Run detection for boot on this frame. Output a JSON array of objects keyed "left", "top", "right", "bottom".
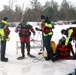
[
  {"left": 44, "top": 57, "right": 54, "bottom": 62},
  {"left": 17, "top": 55, "right": 25, "bottom": 60},
  {"left": 44, "top": 52, "right": 51, "bottom": 60},
  {"left": 1, "top": 57, "right": 8, "bottom": 62},
  {"left": 44, "top": 57, "right": 51, "bottom": 60},
  {"left": 50, "top": 54, "right": 54, "bottom": 62},
  {"left": 27, "top": 53, "right": 36, "bottom": 58},
  {"left": 44, "top": 53, "right": 54, "bottom": 62},
  {"left": 73, "top": 54, "right": 76, "bottom": 60}
]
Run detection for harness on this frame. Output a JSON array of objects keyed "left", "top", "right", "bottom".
[
  {"left": 19, "top": 25, "right": 31, "bottom": 37},
  {"left": 42, "top": 23, "right": 53, "bottom": 36},
  {"left": 0, "top": 20, "right": 10, "bottom": 41},
  {"left": 68, "top": 27, "right": 76, "bottom": 38}
]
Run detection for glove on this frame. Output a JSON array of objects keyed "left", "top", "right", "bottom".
[
  {"left": 15, "top": 28, "right": 18, "bottom": 33},
  {"left": 17, "top": 27, "right": 21, "bottom": 31},
  {"left": 35, "top": 27, "right": 42, "bottom": 31},
  {"left": 33, "top": 32, "right": 36, "bottom": 35},
  {"left": 35, "top": 27, "right": 39, "bottom": 31},
  {"left": 63, "top": 45, "right": 67, "bottom": 50}
]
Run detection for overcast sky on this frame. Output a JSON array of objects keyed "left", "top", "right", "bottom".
[{"left": 0, "top": 0, "right": 76, "bottom": 11}]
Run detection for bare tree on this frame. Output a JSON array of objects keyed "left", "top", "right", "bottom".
[
  {"left": 9, "top": 0, "right": 17, "bottom": 10},
  {"left": 30, "top": 0, "right": 41, "bottom": 10}
]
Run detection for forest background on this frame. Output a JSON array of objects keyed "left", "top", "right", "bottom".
[{"left": 0, "top": 0, "right": 76, "bottom": 22}]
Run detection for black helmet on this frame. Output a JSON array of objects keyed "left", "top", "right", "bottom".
[
  {"left": 2, "top": 17, "right": 8, "bottom": 21},
  {"left": 58, "top": 36, "right": 66, "bottom": 45},
  {"left": 21, "top": 20, "right": 27, "bottom": 27},
  {"left": 40, "top": 15, "right": 45, "bottom": 19},
  {"left": 61, "top": 29, "right": 66, "bottom": 35}
]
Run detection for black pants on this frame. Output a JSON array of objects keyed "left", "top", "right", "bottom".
[
  {"left": 44, "top": 35, "right": 53, "bottom": 59},
  {"left": 21, "top": 42, "right": 30, "bottom": 57},
  {"left": 1, "top": 40, "right": 6, "bottom": 59}
]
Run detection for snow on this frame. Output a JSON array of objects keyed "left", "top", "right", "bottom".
[{"left": 0, "top": 23, "right": 76, "bottom": 75}]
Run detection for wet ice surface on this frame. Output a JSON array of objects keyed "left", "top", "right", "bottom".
[{"left": 0, "top": 24, "right": 76, "bottom": 75}]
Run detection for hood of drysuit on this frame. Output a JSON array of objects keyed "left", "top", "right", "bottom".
[{"left": 21, "top": 20, "right": 27, "bottom": 28}]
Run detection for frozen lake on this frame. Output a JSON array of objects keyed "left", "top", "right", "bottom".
[{"left": 0, "top": 23, "right": 76, "bottom": 75}]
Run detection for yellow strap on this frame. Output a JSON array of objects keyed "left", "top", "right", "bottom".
[
  {"left": 45, "top": 23, "right": 52, "bottom": 28},
  {"left": 1, "top": 20, "right": 8, "bottom": 25},
  {"left": 1, "top": 20, "right": 8, "bottom": 28},
  {"left": 68, "top": 29, "right": 73, "bottom": 38},
  {"left": 0, "top": 29, "right": 5, "bottom": 36},
  {"left": 65, "top": 38, "right": 69, "bottom": 45},
  {"left": 65, "top": 29, "right": 73, "bottom": 45},
  {"left": 1, "top": 36, "right": 10, "bottom": 41},
  {"left": 44, "top": 31, "right": 53, "bottom": 36},
  {"left": 0, "top": 29, "right": 7, "bottom": 40}
]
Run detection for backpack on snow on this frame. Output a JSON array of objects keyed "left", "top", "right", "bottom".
[{"left": 50, "top": 41, "right": 57, "bottom": 54}]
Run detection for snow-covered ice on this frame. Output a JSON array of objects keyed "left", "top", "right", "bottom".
[{"left": 0, "top": 23, "right": 76, "bottom": 75}]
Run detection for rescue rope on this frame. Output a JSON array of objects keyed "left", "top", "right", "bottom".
[
  {"left": 30, "top": 37, "right": 42, "bottom": 47},
  {"left": 33, "top": 56, "right": 45, "bottom": 63},
  {"left": 31, "top": 40, "right": 45, "bottom": 63},
  {"left": 31, "top": 33, "right": 45, "bottom": 63}
]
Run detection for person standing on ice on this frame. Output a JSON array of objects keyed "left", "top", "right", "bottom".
[
  {"left": 0, "top": 17, "right": 10, "bottom": 62},
  {"left": 36, "top": 15, "right": 54, "bottom": 61},
  {"left": 15, "top": 20, "right": 36, "bottom": 60}
]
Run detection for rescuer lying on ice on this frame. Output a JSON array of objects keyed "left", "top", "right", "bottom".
[
  {"left": 53, "top": 36, "right": 75, "bottom": 61},
  {"left": 53, "top": 27, "right": 76, "bottom": 61}
]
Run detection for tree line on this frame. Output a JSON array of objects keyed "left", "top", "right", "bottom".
[{"left": 0, "top": 0, "right": 76, "bottom": 22}]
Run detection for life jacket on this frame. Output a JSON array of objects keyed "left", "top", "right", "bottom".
[
  {"left": 0, "top": 22, "right": 5, "bottom": 29},
  {"left": 67, "top": 27, "right": 76, "bottom": 38},
  {"left": 56, "top": 36, "right": 74, "bottom": 56},
  {"left": 4, "top": 26, "right": 10, "bottom": 38},
  {"left": 42, "top": 23, "right": 53, "bottom": 36},
  {"left": 0, "top": 21, "right": 10, "bottom": 39},
  {"left": 50, "top": 41, "right": 57, "bottom": 54},
  {"left": 0, "top": 22, "right": 10, "bottom": 37},
  {"left": 19, "top": 25, "right": 31, "bottom": 37},
  {"left": 57, "top": 45, "right": 69, "bottom": 55}
]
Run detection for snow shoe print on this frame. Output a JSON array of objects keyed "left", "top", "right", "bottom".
[
  {"left": 17, "top": 56, "right": 25, "bottom": 60},
  {"left": 27, "top": 54, "right": 36, "bottom": 58}
]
